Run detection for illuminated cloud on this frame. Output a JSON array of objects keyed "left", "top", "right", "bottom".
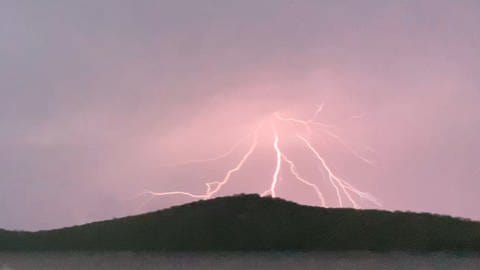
[{"left": 1, "top": 1, "right": 480, "bottom": 230}]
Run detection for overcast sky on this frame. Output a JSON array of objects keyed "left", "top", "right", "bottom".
[{"left": 1, "top": 0, "right": 480, "bottom": 230}]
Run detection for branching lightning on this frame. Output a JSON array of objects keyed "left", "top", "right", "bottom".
[
  {"left": 281, "top": 153, "right": 326, "bottom": 207},
  {"left": 144, "top": 126, "right": 260, "bottom": 200},
  {"left": 142, "top": 105, "right": 381, "bottom": 209}
]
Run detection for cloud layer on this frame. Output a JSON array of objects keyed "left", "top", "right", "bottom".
[{"left": 1, "top": 0, "right": 479, "bottom": 230}]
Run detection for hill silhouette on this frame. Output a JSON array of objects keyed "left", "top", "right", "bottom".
[{"left": 1, "top": 194, "right": 480, "bottom": 251}]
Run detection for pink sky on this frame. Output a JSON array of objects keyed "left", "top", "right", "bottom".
[{"left": 1, "top": 1, "right": 479, "bottom": 230}]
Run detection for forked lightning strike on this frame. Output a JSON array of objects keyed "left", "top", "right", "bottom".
[{"left": 142, "top": 105, "right": 381, "bottom": 209}]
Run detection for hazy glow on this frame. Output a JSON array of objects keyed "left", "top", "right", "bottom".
[
  {"left": 2, "top": 1, "right": 480, "bottom": 230},
  {"left": 144, "top": 106, "right": 380, "bottom": 209},
  {"left": 159, "top": 136, "right": 249, "bottom": 167}
]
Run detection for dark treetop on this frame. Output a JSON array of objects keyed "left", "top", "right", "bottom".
[{"left": 1, "top": 194, "right": 480, "bottom": 251}]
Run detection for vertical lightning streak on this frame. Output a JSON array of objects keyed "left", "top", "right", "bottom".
[
  {"left": 282, "top": 154, "right": 326, "bottom": 207},
  {"left": 269, "top": 124, "right": 282, "bottom": 197}
]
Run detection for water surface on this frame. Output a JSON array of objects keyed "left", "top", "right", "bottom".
[{"left": 1, "top": 252, "right": 479, "bottom": 269}]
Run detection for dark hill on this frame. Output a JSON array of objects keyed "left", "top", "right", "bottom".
[{"left": 1, "top": 194, "right": 480, "bottom": 251}]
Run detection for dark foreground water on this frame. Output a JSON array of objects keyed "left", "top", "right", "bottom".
[{"left": 1, "top": 252, "right": 479, "bottom": 270}]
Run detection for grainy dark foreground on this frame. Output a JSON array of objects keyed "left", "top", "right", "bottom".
[{"left": 1, "top": 194, "right": 480, "bottom": 251}]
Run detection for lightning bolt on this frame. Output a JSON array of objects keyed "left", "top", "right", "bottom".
[
  {"left": 261, "top": 123, "right": 282, "bottom": 197},
  {"left": 203, "top": 127, "right": 260, "bottom": 198},
  {"left": 296, "top": 134, "right": 379, "bottom": 208},
  {"left": 141, "top": 105, "right": 380, "bottom": 210},
  {"left": 274, "top": 110, "right": 374, "bottom": 165},
  {"left": 281, "top": 153, "right": 327, "bottom": 207},
  {"left": 144, "top": 124, "right": 260, "bottom": 201}
]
